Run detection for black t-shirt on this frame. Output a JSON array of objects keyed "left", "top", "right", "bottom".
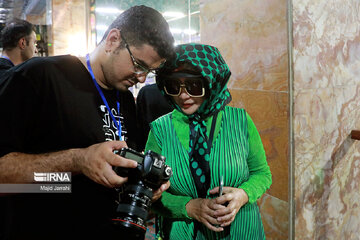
[
  {"left": 0, "top": 57, "right": 14, "bottom": 85},
  {"left": 0, "top": 55, "right": 140, "bottom": 239},
  {"left": 0, "top": 58, "right": 14, "bottom": 71}
]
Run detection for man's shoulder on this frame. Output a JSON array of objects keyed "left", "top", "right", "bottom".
[
  {"left": 137, "top": 84, "right": 161, "bottom": 97},
  {"left": 0, "top": 58, "right": 14, "bottom": 70},
  {"left": 1, "top": 55, "right": 86, "bottom": 93},
  {"left": 153, "top": 110, "right": 173, "bottom": 123},
  {"left": 119, "top": 90, "right": 136, "bottom": 108},
  {"left": 16, "top": 55, "right": 80, "bottom": 72}
]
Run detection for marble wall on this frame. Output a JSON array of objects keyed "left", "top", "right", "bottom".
[
  {"left": 200, "top": 0, "right": 289, "bottom": 239},
  {"left": 52, "top": 0, "right": 87, "bottom": 56},
  {"left": 293, "top": 0, "right": 360, "bottom": 239}
]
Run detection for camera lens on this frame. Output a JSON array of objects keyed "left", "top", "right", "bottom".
[
  {"left": 112, "top": 182, "right": 153, "bottom": 237},
  {"left": 112, "top": 149, "right": 172, "bottom": 238}
]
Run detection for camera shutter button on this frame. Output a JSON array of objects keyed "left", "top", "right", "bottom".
[{"left": 165, "top": 166, "right": 172, "bottom": 176}]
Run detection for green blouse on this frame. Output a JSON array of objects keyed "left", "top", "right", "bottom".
[{"left": 146, "top": 107, "right": 272, "bottom": 219}]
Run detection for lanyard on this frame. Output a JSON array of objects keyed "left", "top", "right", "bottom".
[
  {"left": 86, "top": 54, "right": 122, "bottom": 140},
  {"left": 1, "top": 56, "right": 14, "bottom": 66}
]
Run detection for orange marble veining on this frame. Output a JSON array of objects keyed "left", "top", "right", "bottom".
[
  {"left": 293, "top": 0, "right": 360, "bottom": 239},
  {"left": 230, "top": 89, "right": 289, "bottom": 201},
  {"left": 229, "top": 52, "right": 288, "bottom": 91}
]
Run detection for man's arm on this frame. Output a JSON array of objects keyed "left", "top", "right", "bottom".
[{"left": 0, "top": 141, "right": 137, "bottom": 187}]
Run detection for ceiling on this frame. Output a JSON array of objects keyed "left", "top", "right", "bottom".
[{"left": 0, "top": 0, "right": 46, "bottom": 23}]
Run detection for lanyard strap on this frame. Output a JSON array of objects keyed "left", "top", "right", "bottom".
[
  {"left": 1, "top": 56, "right": 14, "bottom": 66},
  {"left": 86, "top": 53, "right": 122, "bottom": 140}
]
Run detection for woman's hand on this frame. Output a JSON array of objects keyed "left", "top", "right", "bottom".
[
  {"left": 209, "top": 187, "right": 249, "bottom": 227},
  {"left": 185, "top": 198, "right": 226, "bottom": 232},
  {"left": 152, "top": 181, "right": 170, "bottom": 202}
]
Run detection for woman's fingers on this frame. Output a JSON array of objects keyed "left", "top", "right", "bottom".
[
  {"left": 209, "top": 186, "right": 219, "bottom": 194},
  {"left": 204, "top": 221, "right": 224, "bottom": 232},
  {"left": 217, "top": 209, "right": 236, "bottom": 222}
]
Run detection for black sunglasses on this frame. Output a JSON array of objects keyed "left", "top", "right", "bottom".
[
  {"left": 164, "top": 77, "right": 205, "bottom": 97},
  {"left": 121, "top": 32, "right": 166, "bottom": 76}
]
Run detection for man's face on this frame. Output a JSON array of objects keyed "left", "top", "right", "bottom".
[
  {"left": 101, "top": 35, "right": 166, "bottom": 91},
  {"left": 22, "top": 31, "right": 37, "bottom": 60}
]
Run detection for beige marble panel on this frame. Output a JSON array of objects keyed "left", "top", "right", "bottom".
[
  {"left": 293, "top": 1, "right": 360, "bottom": 239},
  {"left": 293, "top": 0, "right": 360, "bottom": 90},
  {"left": 200, "top": 0, "right": 288, "bottom": 91},
  {"left": 294, "top": 85, "right": 360, "bottom": 239},
  {"left": 52, "top": 0, "right": 87, "bottom": 56}
]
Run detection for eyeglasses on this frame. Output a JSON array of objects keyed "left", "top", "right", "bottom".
[
  {"left": 121, "top": 34, "right": 165, "bottom": 76},
  {"left": 164, "top": 78, "right": 205, "bottom": 97}
]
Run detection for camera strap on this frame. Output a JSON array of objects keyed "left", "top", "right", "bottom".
[{"left": 86, "top": 53, "right": 122, "bottom": 141}]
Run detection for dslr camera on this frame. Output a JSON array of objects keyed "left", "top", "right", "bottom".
[{"left": 112, "top": 148, "right": 172, "bottom": 239}]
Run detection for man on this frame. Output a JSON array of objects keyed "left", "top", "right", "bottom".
[
  {"left": 0, "top": 19, "right": 37, "bottom": 72},
  {"left": 136, "top": 83, "right": 173, "bottom": 150},
  {"left": 0, "top": 5, "right": 174, "bottom": 240}
]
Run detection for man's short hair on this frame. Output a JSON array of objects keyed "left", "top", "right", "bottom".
[
  {"left": 101, "top": 5, "right": 174, "bottom": 60},
  {"left": 1, "top": 19, "right": 34, "bottom": 50}
]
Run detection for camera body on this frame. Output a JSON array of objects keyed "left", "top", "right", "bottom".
[
  {"left": 114, "top": 148, "right": 172, "bottom": 189},
  {"left": 112, "top": 148, "right": 172, "bottom": 238}
]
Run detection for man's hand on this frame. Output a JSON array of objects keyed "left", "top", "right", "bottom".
[
  {"left": 185, "top": 198, "right": 226, "bottom": 232},
  {"left": 152, "top": 181, "right": 170, "bottom": 202},
  {"left": 76, "top": 141, "right": 138, "bottom": 188},
  {"left": 210, "top": 187, "right": 249, "bottom": 227}
]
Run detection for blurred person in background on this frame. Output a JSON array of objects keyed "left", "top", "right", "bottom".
[
  {"left": 136, "top": 83, "right": 173, "bottom": 151},
  {"left": 0, "top": 18, "right": 37, "bottom": 73}
]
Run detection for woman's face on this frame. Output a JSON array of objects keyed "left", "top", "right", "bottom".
[{"left": 170, "top": 78, "right": 206, "bottom": 115}]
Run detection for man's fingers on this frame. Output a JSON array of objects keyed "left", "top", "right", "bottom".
[
  {"left": 100, "top": 175, "right": 112, "bottom": 188},
  {"left": 103, "top": 164, "right": 128, "bottom": 187},
  {"left": 107, "top": 153, "right": 137, "bottom": 168},
  {"left": 110, "top": 140, "right": 128, "bottom": 150}
]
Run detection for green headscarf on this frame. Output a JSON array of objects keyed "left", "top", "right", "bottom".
[{"left": 157, "top": 43, "right": 232, "bottom": 197}]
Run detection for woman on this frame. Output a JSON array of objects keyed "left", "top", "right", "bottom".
[{"left": 145, "top": 43, "right": 272, "bottom": 239}]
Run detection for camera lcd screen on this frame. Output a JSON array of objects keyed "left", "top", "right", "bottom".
[{"left": 124, "top": 152, "right": 143, "bottom": 163}]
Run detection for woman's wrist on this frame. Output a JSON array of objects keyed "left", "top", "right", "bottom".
[
  {"left": 238, "top": 188, "right": 249, "bottom": 205},
  {"left": 185, "top": 199, "right": 195, "bottom": 219}
]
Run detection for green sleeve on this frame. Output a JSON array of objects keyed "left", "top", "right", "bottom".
[
  {"left": 151, "top": 191, "right": 192, "bottom": 219},
  {"left": 145, "top": 128, "right": 193, "bottom": 219},
  {"left": 144, "top": 129, "right": 161, "bottom": 155},
  {"left": 239, "top": 113, "right": 272, "bottom": 204}
]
